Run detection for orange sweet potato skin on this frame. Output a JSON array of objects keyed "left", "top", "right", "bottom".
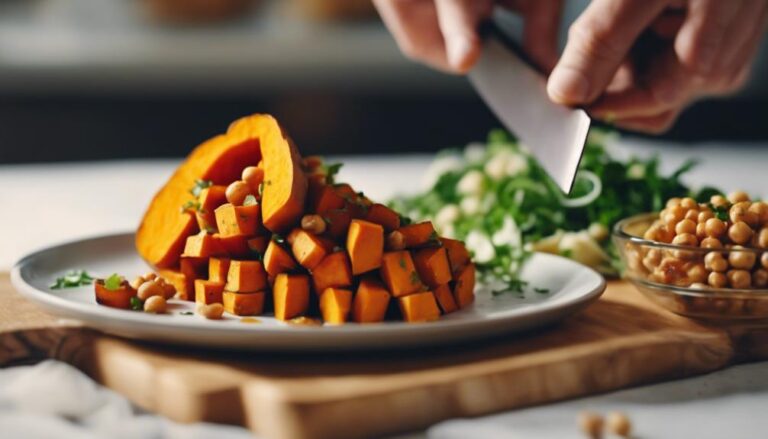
[{"left": 137, "top": 114, "right": 267, "bottom": 268}]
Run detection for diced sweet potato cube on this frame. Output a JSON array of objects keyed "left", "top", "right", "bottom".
[
  {"left": 199, "top": 185, "right": 228, "bottom": 211},
  {"left": 195, "top": 279, "right": 225, "bottom": 305},
  {"left": 158, "top": 269, "right": 188, "bottom": 300},
  {"left": 264, "top": 240, "right": 297, "bottom": 276},
  {"left": 182, "top": 231, "right": 223, "bottom": 258},
  {"left": 380, "top": 251, "right": 422, "bottom": 297},
  {"left": 440, "top": 238, "right": 471, "bottom": 276},
  {"left": 398, "top": 292, "right": 441, "bottom": 322},
  {"left": 320, "top": 287, "right": 353, "bottom": 324},
  {"left": 353, "top": 277, "right": 391, "bottom": 323},
  {"left": 286, "top": 228, "right": 301, "bottom": 245},
  {"left": 223, "top": 291, "right": 265, "bottom": 316},
  {"left": 433, "top": 284, "right": 458, "bottom": 314},
  {"left": 214, "top": 234, "right": 250, "bottom": 258},
  {"left": 347, "top": 219, "right": 384, "bottom": 275},
  {"left": 413, "top": 247, "right": 452, "bottom": 287},
  {"left": 247, "top": 236, "right": 269, "bottom": 254},
  {"left": 175, "top": 257, "right": 208, "bottom": 300},
  {"left": 195, "top": 211, "right": 216, "bottom": 234},
  {"left": 452, "top": 263, "right": 476, "bottom": 308},
  {"left": 399, "top": 222, "right": 438, "bottom": 248},
  {"left": 323, "top": 208, "right": 352, "bottom": 239},
  {"left": 311, "top": 185, "right": 345, "bottom": 214},
  {"left": 215, "top": 203, "right": 261, "bottom": 237},
  {"left": 291, "top": 230, "right": 328, "bottom": 270},
  {"left": 226, "top": 260, "right": 267, "bottom": 293},
  {"left": 312, "top": 252, "right": 353, "bottom": 293},
  {"left": 365, "top": 204, "right": 401, "bottom": 232},
  {"left": 208, "top": 257, "right": 231, "bottom": 283},
  {"left": 273, "top": 274, "right": 310, "bottom": 321}
]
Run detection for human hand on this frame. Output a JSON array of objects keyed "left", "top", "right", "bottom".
[{"left": 548, "top": 0, "right": 768, "bottom": 133}]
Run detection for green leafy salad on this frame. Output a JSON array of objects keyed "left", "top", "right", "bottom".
[{"left": 390, "top": 129, "right": 718, "bottom": 285}]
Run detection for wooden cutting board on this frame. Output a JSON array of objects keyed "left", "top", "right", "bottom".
[{"left": 2, "top": 272, "right": 767, "bottom": 439}]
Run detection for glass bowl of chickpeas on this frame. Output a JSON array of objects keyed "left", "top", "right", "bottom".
[{"left": 613, "top": 192, "right": 768, "bottom": 320}]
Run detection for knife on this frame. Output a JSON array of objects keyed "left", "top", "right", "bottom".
[{"left": 468, "top": 23, "right": 591, "bottom": 194}]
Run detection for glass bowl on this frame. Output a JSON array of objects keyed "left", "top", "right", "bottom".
[{"left": 612, "top": 213, "right": 768, "bottom": 320}]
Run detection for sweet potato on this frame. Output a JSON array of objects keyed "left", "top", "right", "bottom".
[
  {"left": 291, "top": 230, "right": 328, "bottom": 270},
  {"left": 94, "top": 279, "right": 136, "bottom": 309},
  {"left": 228, "top": 115, "right": 307, "bottom": 233},
  {"left": 196, "top": 185, "right": 228, "bottom": 232},
  {"left": 399, "top": 222, "right": 438, "bottom": 248},
  {"left": 247, "top": 236, "right": 269, "bottom": 254},
  {"left": 452, "top": 263, "right": 476, "bottom": 308},
  {"left": 380, "top": 251, "right": 422, "bottom": 297},
  {"left": 158, "top": 269, "right": 187, "bottom": 299},
  {"left": 177, "top": 257, "right": 208, "bottom": 300},
  {"left": 312, "top": 251, "right": 353, "bottom": 293},
  {"left": 195, "top": 279, "right": 225, "bottom": 305},
  {"left": 182, "top": 231, "right": 224, "bottom": 258},
  {"left": 352, "top": 277, "right": 390, "bottom": 323},
  {"left": 226, "top": 260, "right": 267, "bottom": 292},
  {"left": 223, "top": 291, "right": 265, "bottom": 316},
  {"left": 136, "top": 114, "right": 264, "bottom": 268},
  {"left": 365, "top": 203, "right": 401, "bottom": 232},
  {"left": 412, "top": 247, "right": 452, "bottom": 287},
  {"left": 320, "top": 287, "right": 353, "bottom": 324},
  {"left": 440, "top": 238, "right": 471, "bottom": 276},
  {"left": 398, "top": 292, "right": 441, "bottom": 322},
  {"left": 433, "top": 284, "right": 458, "bottom": 314},
  {"left": 310, "top": 185, "right": 346, "bottom": 215},
  {"left": 335, "top": 184, "right": 369, "bottom": 219},
  {"left": 263, "top": 240, "right": 297, "bottom": 276},
  {"left": 215, "top": 203, "right": 261, "bottom": 237},
  {"left": 273, "top": 274, "right": 310, "bottom": 321},
  {"left": 323, "top": 208, "right": 352, "bottom": 239},
  {"left": 214, "top": 234, "right": 250, "bottom": 258},
  {"left": 208, "top": 257, "right": 231, "bottom": 283},
  {"left": 347, "top": 219, "right": 384, "bottom": 275}
]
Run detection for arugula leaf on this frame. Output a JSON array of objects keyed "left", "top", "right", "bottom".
[
  {"left": 104, "top": 273, "right": 123, "bottom": 291},
  {"left": 50, "top": 270, "right": 94, "bottom": 289}
]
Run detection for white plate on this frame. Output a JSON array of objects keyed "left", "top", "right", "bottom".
[{"left": 12, "top": 232, "right": 605, "bottom": 351}]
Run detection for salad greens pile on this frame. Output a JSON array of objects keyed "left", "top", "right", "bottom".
[{"left": 390, "top": 129, "right": 716, "bottom": 284}]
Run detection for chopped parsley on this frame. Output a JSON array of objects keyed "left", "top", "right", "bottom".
[
  {"left": 130, "top": 296, "right": 144, "bottom": 311},
  {"left": 104, "top": 273, "right": 123, "bottom": 291},
  {"left": 179, "top": 311, "right": 194, "bottom": 316},
  {"left": 492, "top": 279, "right": 529, "bottom": 296},
  {"left": 181, "top": 200, "right": 202, "bottom": 213},
  {"left": 323, "top": 162, "right": 343, "bottom": 184},
  {"left": 410, "top": 271, "right": 420, "bottom": 285},
  {"left": 258, "top": 182, "right": 265, "bottom": 197},
  {"left": 271, "top": 234, "right": 286, "bottom": 245},
  {"left": 243, "top": 194, "right": 258, "bottom": 206},
  {"left": 534, "top": 287, "right": 550, "bottom": 294},
  {"left": 711, "top": 204, "right": 730, "bottom": 222},
  {"left": 50, "top": 270, "right": 94, "bottom": 289},
  {"left": 398, "top": 258, "right": 407, "bottom": 269},
  {"left": 190, "top": 179, "right": 212, "bottom": 197}
]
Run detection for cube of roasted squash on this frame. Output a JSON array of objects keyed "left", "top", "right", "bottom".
[
  {"left": 323, "top": 208, "right": 352, "bottom": 239},
  {"left": 312, "top": 251, "right": 353, "bottom": 293},
  {"left": 175, "top": 257, "right": 208, "bottom": 300},
  {"left": 225, "top": 260, "right": 267, "bottom": 293},
  {"left": 291, "top": 230, "right": 328, "bottom": 270},
  {"left": 413, "top": 247, "right": 452, "bottom": 287},
  {"left": 195, "top": 185, "right": 228, "bottom": 232},
  {"left": 273, "top": 274, "right": 310, "bottom": 321},
  {"left": 264, "top": 240, "right": 298, "bottom": 276},
  {"left": 214, "top": 234, "right": 250, "bottom": 258},
  {"left": 364, "top": 203, "right": 401, "bottom": 232},
  {"left": 182, "top": 231, "right": 223, "bottom": 258},
  {"left": 380, "top": 251, "right": 422, "bottom": 297},
  {"left": 311, "top": 184, "right": 346, "bottom": 214},
  {"left": 433, "top": 284, "right": 458, "bottom": 314},
  {"left": 223, "top": 291, "right": 265, "bottom": 316},
  {"left": 320, "top": 287, "right": 353, "bottom": 324},
  {"left": 398, "top": 222, "right": 438, "bottom": 248},
  {"left": 440, "top": 238, "right": 471, "bottom": 276},
  {"left": 215, "top": 203, "right": 261, "bottom": 237},
  {"left": 247, "top": 236, "right": 269, "bottom": 254},
  {"left": 452, "top": 263, "right": 476, "bottom": 308},
  {"left": 208, "top": 257, "right": 231, "bottom": 283},
  {"left": 195, "top": 279, "right": 225, "bottom": 305},
  {"left": 398, "top": 291, "right": 441, "bottom": 322},
  {"left": 347, "top": 219, "right": 384, "bottom": 275},
  {"left": 353, "top": 277, "right": 391, "bottom": 323}
]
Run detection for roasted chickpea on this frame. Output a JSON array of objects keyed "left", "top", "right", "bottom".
[
  {"left": 658, "top": 258, "right": 686, "bottom": 284},
  {"left": 686, "top": 263, "right": 708, "bottom": 284},
  {"left": 301, "top": 214, "right": 327, "bottom": 235},
  {"left": 672, "top": 233, "right": 698, "bottom": 247},
  {"left": 675, "top": 219, "right": 697, "bottom": 235},
  {"left": 129, "top": 276, "right": 146, "bottom": 290},
  {"left": 578, "top": 411, "right": 603, "bottom": 439},
  {"left": 241, "top": 166, "right": 265, "bottom": 194},
  {"left": 730, "top": 202, "right": 758, "bottom": 227},
  {"left": 748, "top": 202, "right": 768, "bottom": 225},
  {"left": 753, "top": 269, "right": 768, "bottom": 288},
  {"left": 225, "top": 181, "right": 252, "bottom": 206},
  {"left": 757, "top": 228, "right": 768, "bottom": 248},
  {"left": 143, "top": 295, "right": 167, "bottom": 314},
  {"left": 698, "top": 210, "right": 714, "bottom": 223},
  {"left": 680, "top": 197, "right": 697, "bottom": 210},
  {"left": 143, "top": 272, "right": 158, "bottom": 281},
  {"left": 729, "top": 246, "right": 757, "bottom": 270},
  {"left": 664, "top": 205, "right": 686, "bottom": 228},
  {"left": 695, "top": 222, "right": 707, "bottom": 240},
  {"left": 700, "top": 237, "right": 723, "bottom": 249},
  {"left": 708, "top": 271, "right": 728, "bottom": 288},
  {"left": 606, "top": 411, "right": 632, "bottom": 437},
  {"left": 710, "top": 195, "right": 729, "bottom": 208},
  {"left": 727, "top": 190, "right": 750, "bottom": 204},
  {"left": 704, "top": 252, "right": 728, "bottom": 272},
  {"left": 642, "top": 249, "right": 662, "bottom": 272},
  {"left": 197, "top": 303, "right": 224, "bottom": 320},
  {"left": 137, "top": 280, "right": 165, "bottom": 300},
  {"left": 690, "top": 282, "right": 708, "bottom": 290},
  {"left": 728, "top": 221, "right": 754, "bottom": 245},
  {"left": 684, "top": 209, "right": 699, "bottom": 222},
  {"left": 156, "top": 277, "right": 177, "bottom": 299},
  {"left": 386, "top": 230, "right": 406, "bottom": 251},
  {"left": 727, "top": 270, "right": 751, "bottom": 289},
  {"left": 704, "top": 218, "right": 727, "bottom": 239}
]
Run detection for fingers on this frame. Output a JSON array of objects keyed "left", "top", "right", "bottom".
[
  {"left": 518, "top": 0, "right": 564, "bottom": 72},
  {"left": 613, "top": 109, "right": 681, "bottom": 134},
  {"left": 547, "top": 0, "right": 669, "bottom": 105},
  {"left": 674, "top": 0, "right": 741, "bottom": 76},
  {"left": 715, "top": 0, "right": 763, "bottom": 72},
  {"left": 434, "top": 0, "right": 491, "bottom": 72}
]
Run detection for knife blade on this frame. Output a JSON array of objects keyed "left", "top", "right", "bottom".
[{"left": 468, "top": 29, "right": 591, "bottom": 194}]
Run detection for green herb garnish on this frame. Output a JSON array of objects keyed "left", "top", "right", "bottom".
[
  {"left": 181, "top": 200, "right": 202, "bottom": 213},
  {"left": 398, "top": 258, "right": 407, "bottom": 269},
  {"left": 712, "top": 205, "right": 730, "bottom": 222},
  {"left": 104, "top": 273, "right": 123, "bottom": 291},
  {"left": 190, "top": 179, "right": 212, "bottom": 197},
  {"left": 180, "top": 311, "right": 194, "bottom": 316},
  {"left": 258, "top": 182, "right": 265, "bottom": 197},
  {"left": 323, "top": 163, "right": 343, "bottom": 184},
  {"left": 50, "top": 270, "right": 94, "bottom": 289},
  {"left": 130, "top": 296, "right": 144, "bottom": 311},
  {"left": 243, "top": 194, "right": 258, "bottom": 206},
  {"left": 534, "top": 287, "right": 550, "bottom": 294},
  {"left": 272, "top": 234, "right": 286, "bottom": 245},
  {"left": 492, "top": 279, "right": 529, "bottom": 296},
  {"left": 410, "top": 271, "right": 420, "bottom": 285}
]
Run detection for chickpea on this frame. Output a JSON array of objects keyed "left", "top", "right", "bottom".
[
  {"left": 156, "top": 277, "right": 177, "bottom": 299},
  {"left": 197, "top": 303, "right": 224, "bottom": 320},
  {"left": 704, "top": 218, "right": 727, "bottom": 239},
  {"left": 644, "top": 224, "right": 669, "bottom": 242},
  {"left": 129, "top": 275, "right": 146, "bottom": 290},
  {"left": 728, "top": 221, "right": 754, "bottom": 245},
  {"left": 301, "top": 214, "right": 327, "bottom": 235},
  {"left": 642, "top": 248, "right": 662, "bottom": 270},
  {"left": 753, "top": 269, "right": 768, "bottom": 288},
  {"left": 704, "top": 252, "right": 728, "bottom": 272},
  {"left": 698, "top": 210, "right": 714, "bottom": 223},
  {"left": 606, "top": 411, "right": 632, "bottom": 437},
  {"left": 728, "top": 246, "right": 757, "bottom": 270},
  {"left": 690, "top": 282, "right": 708, "bottom": 290},
  {"left": 727, "top": 269, "right": 751, "bottom": 289},
  {"left": 727, "top": 190, "right": 750, "bottom": 204},
  {"left": 143, "top": 272, "right": 158, "bottom": 281},
  {"left": 664, "top": 205, "right": 685, "bottom": 228},
  {"left": 675, "top": 219, "right": 697, "bottom": 235},
  {"left": 225, "top": 180, "right": 253, "bottom": 206},
  {"left": 748, "top": 201, "right": 768, "bottom": 225},
  {"left": 762, "top": 253, "right": 768, "bottom": 270},
  {"left": 684, "top": 209, "right": 699, "bottom": 222},
  {"left": 137, "top": 280, "right": 165, "bottom": 300},
  {"left": 666, "top": 197, "right": 682, "bottom": 208},
  {"left": 577, "top": 411, "right": 603, "bottom": 439},
  {"left": 672, "top": 233, "right": 698, "bottom": 247},
  {"left": 143, "top": 295, "right": 167, "bottom": 314},
  {"left": 757, "top": 228, "right": 768, "bottom": 248},
  {"left": 658, "top": 258, "right": 686, "bottom": 284},
  {"left": 730, "top": 202, "right": 758, "bottom": 227},
  {"left": 695, "top": 222, "right": 707, "bottom": 240},
  {"left": 710, "top": 195, "right": 729, "bottom": 208},
  {"left": 700, "top": 237, "right": 723, "bottom": 249},
  {"left": 699, "top": 203, "right": 712, "bottom": 213},
  {"left": 384, "top": 230, "right": 405, "bottom": 251},
  {"left": 241, "top": 166, "right": 265, "bottom": 194},
  {"left": 686, "top": 263, "right": 708, "bottom": 284},
  {"left": 708, "top": 271, "right": 728, "bottom": 288}
]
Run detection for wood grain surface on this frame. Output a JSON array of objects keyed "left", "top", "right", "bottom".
[{"left": 2, "top": 272, "right": 767, "bottom": 439}]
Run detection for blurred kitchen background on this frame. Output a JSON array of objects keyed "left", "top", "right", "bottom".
[{"left": 1, "top": 0, "right": 767, "bottom": 163}]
